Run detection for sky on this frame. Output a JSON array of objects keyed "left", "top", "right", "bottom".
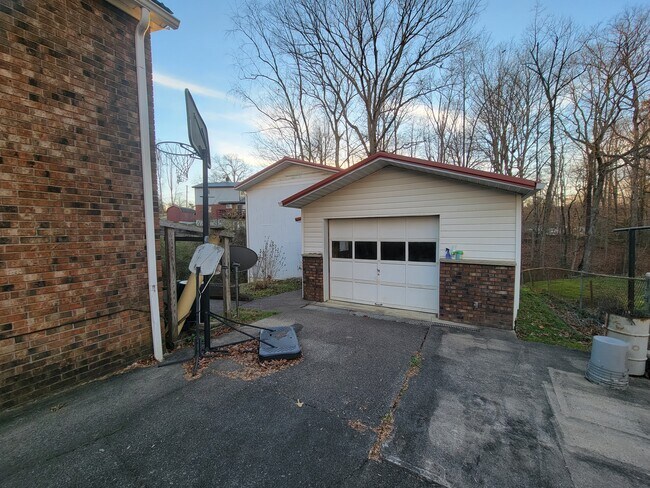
[{"left": 150, "top": 0, "right": 640, "bottom": 202}]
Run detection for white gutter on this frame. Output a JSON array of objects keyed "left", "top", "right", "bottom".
[
  {"left": 135, "top": 7, "right": 163, "bottom": 361},
  {"left": 105, "top": 0, "right": 179, "bottom": 31}
]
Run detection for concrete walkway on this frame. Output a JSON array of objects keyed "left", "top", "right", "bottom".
[
  {"left": 1, "top": 303, "right": 648, "bottom": 487},
  {"left": 382, "top": 325, "right": 650, "bottom": 488}
]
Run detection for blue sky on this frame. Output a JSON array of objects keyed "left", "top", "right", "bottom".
[{"left": 151, "top": 0, "right": 638, "bottom": 191}]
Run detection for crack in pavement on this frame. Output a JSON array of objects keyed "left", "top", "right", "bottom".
[{"left": 369, "top": 325, "right": 431, "bottom": 460}]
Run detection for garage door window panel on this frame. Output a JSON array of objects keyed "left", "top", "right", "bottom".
[
  {"left": 332, "top": 240, "right": 352, "bottom": 259},
  {"left": 355, "top": 241, "right": 377, "bottom": 260},
  {"left": 380, "top": 241, "right": 406, "bottom": 261},
  {"left": 408, "top": 242, "right": 437, "bottom": 263}
]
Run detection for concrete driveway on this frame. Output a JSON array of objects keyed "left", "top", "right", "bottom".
[{"left": 1, "top": 292, "right": 648, "bottom": 487}]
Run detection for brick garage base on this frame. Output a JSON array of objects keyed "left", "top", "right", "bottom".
[
  {"left": 439, "top": 261, "right": 515, "bottom": 329},
  {"left": 302, "top": 254, "right": 323, "bottom": 302}
]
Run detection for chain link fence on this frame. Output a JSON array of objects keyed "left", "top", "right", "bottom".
[{"left": 522, "top": 268, "right": 650, "bottom": 316}]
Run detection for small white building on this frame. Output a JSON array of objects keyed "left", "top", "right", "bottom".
[
  {"left": 193, "top": 181, "right": 242, "bottom": 207},
  {"left": 282, "top": 152, "right": 540, "bottom": 329},
  {"left": 236, "top": 158, "right": 339, "bottom": 279},
  {"left": 193, "top": 181, "right": 245, "bottom": 222}
]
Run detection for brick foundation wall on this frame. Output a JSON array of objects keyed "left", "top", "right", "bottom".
[
  {"left": 439, "top": 261, "right": 515, "bottom": 329},
  {"left": 302, "top": 254, "right": 323, "bottom": 301},
  {"left": 0, "top": 0, "right": 161, "bottom": 410}
]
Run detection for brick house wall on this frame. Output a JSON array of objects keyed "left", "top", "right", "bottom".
[
  {"left": 302, "top": 254, "right": 323, "bottom": 302},
  {"left": 0, "top": 0, "right": 161, "bottom": 410},
  {"left": 438, "top": 261, "right": 515, "bottom": 329}
]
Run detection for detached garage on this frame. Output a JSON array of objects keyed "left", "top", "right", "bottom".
[{"left": 282, "top": 152, "right": 540, "bottom": 329}]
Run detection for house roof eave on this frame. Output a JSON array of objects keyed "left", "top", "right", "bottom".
[
  {"left": 105, "top": 0, "right": 180, "bottom": 31},
  {"left": 282, "top": 152, "right": 540, "bottom": 208},
  {"left": 235, "top": 157, "right": 340, "bottom": 191}
]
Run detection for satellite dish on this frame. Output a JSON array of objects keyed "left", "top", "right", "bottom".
[
  {"left": 229, "top": 246, "right": 258, "bottom": 271},
  {"left": 189, "top": 244, "right": 224, "bottom": 275}
]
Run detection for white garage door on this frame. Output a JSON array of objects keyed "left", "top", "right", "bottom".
[{"left": 329, "top": 217, "right": 439, "bottom": 313}]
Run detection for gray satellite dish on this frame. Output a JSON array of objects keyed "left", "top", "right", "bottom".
[
  {"left": 229, "top": 246, "right": 258, "bottom": 271},
  {"left": 185, "top": 89, "right": 210, "bottom": 167},
  {"left": 189, "top": 244, "right": 224, "bottom": 275}
]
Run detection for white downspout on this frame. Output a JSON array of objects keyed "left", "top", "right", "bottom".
[
  {"left": 513, "top": 194, "right": 522, "bottom": 328},
  {"left": 135, "top": 8, "right": 163, "bottom": 361}
]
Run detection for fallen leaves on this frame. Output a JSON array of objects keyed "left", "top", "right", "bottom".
[
  {"left": 347, "top": 420, "right": 371, "bottom": 433},
  {"left": 368, "top": 413, "right": 394, "bottom": 460},
  {"left": 182, "top": 340, "right": 303, "bottom": 381}
]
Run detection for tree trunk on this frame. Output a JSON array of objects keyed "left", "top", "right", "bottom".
[{"left": 581, "top": 165, "right": 606, "bottom": 272}]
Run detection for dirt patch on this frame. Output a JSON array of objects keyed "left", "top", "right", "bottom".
[
  {"left": 547, "top": 299, "right": 605, "bottom": 338},
  {"left": 183, "top": 340, "right": 302, "bottom": 381}
]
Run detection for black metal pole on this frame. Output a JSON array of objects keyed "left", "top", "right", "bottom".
[
  {"left": 201, "top": 153, "right": 212, "bottom": 350},
  {"left": 234, "top": 262, "right": 240, "bottom": 316},
  {"left": 193, "top": 265, "right": 202, "bottom": 375},
  {"left": 628, "top": 229, "right": 636, "bottom": 313}
]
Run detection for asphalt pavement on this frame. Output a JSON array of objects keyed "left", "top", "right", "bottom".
[{"left": 1, "top": 293, "right": 648, "bottom": 487}]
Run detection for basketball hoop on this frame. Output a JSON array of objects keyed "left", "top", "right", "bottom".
[{"left": 155, "top": 141, "right": 201, "bottom": 183}]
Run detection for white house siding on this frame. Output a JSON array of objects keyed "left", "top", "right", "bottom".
[
  {"left": 194, "top": 186, "right": 241, "bottom": 205},
  {"left": 302, "top": 167, "right": 518, "bottom": 262},
  {"left": 247, "top": 165, "right": 335, "bottom": 279}
]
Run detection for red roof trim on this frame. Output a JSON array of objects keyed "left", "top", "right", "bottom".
[
  {"left": 235, "top": 156, "right": 340, "bottom": 190},
  {"left": 282, "top": 152, "right": 538, "bottom": 206}
]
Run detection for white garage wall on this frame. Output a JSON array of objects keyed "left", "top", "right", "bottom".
[
  {"left": 302, "top": 167, "right": 518, "bottom": 262},
  {"left": 246, "top": 165, "right": 335, "bottom": 279}
]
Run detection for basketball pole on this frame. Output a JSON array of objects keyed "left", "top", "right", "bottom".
[{"left": 201, "top": 148, "right": 211, "bottom": 352}]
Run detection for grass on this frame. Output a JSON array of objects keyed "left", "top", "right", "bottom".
[
  {"left": 516, "top": 287, "right": 591, "bottom": 352},
  {"left": 528, "top": 276, "right": 646, "bottom": 312},
  {"left": 240, "top": 278, "right": 302, "bottom": 300},
  {"left": 232, "top": 308, "right": 277, "bottom": 324},
  {"left": 409, "top": 353, "right": 422, "bottom": 369}
]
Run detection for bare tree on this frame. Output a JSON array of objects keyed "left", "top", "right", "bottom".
[
  {"left": 525, "top": 15, "right": 583, "bottom": 266},
  {"left": 210, "top": 154, "right": 253, "bottom": 182},
  {"left": 234, "top": 0, "right": 479, "bottom": 164},
  {"left": 475, "top": 45, "right": 542, "bottom": 178},
  {"left": 564, "top": 25, "right": 629, "bottom": 271},
  {"left": 611, "top": 8, "right": 650, "bottom": 227}
]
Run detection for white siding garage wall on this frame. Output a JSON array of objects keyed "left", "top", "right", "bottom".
[
  {"left": 246, "top": 165, "right": 335, "bottom": 279},
  {"left": 302, "top": 166, "right": 519, "bottom": 304},
  {"left": 302, "top": 167, "right": 518, "bottom": 260}
]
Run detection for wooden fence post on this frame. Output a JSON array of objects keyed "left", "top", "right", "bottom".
[{"left": 222, "top": 236, "right": 231, "bottom": 317}]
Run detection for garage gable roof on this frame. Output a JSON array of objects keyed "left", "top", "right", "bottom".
[
  {"left": 282, "top": 152, "right": 542, "bottom": 208},
  {"left": 235, "top": 157, "right": 340, "bottom": 191}
]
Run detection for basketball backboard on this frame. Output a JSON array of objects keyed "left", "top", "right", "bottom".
[{"left": 185, "top": 89, "right": 211, "bottom": 166}]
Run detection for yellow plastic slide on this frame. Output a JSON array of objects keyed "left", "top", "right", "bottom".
[{"left": 177, "top": 235, "right": 221, "bottom": 335}]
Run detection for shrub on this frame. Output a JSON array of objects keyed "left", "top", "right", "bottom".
[{"left": 251, "top": 238, "right": 286, "bottom": 287}]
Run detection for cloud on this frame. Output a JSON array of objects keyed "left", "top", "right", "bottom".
[
  {"left": 153, "top": 72, "right": 231, "bottom": 101},
  {"left": 202, "top": 110, "right": 256, "bottom": 127}
]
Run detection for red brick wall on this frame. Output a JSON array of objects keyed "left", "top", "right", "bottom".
[
  {"left": 302, "top": 254, "right": 323, "bottom": 301},
  {"left": 439, "top": 261, "right": 515, "bottom": 329},
  {"left": 195, "top": 204, "right": 245, "bottom": 221},
  {"left": 0, "top": 0, "right": 161, "bottom": 410}
]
